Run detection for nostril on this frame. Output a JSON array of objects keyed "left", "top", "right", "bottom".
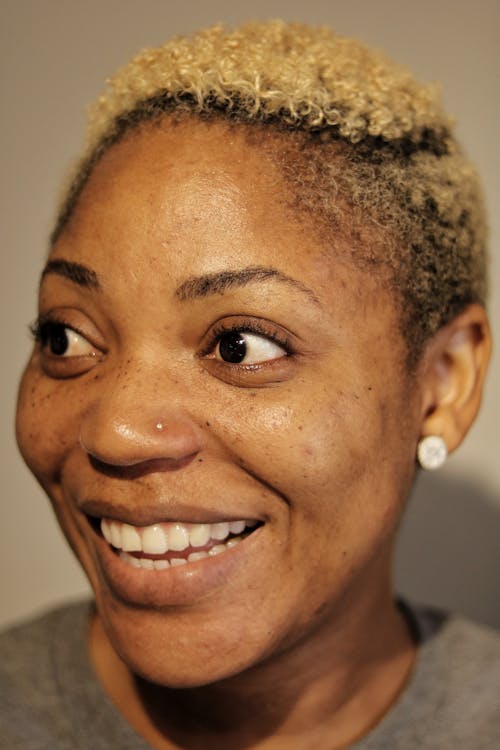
[
  {"left": 76, "top": 350, "right": 206, "bottom": 465},
  {"left": 87, "top": 453, "right": 200, "bottom": 478},
  {"left": 79, "top": 409, "right": 203, "bottom": 468}
]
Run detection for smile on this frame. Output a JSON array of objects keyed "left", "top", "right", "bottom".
[{"left": 100, "top": 518, "right": 259, "bottom": 570}]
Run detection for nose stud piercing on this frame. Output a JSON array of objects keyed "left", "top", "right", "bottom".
[
  {"left": 417, "top": 435, "right": 448, "bottom": 471},
  {"left": 155, "top": 422, "right": 166, "bottom": 432}
]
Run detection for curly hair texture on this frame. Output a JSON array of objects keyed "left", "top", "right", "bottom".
[{"left": 53, "top": 20, "right": 488, "bottom": 366}]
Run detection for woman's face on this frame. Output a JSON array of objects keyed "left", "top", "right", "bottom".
[{"left": 17, "top": 119, "right": 421, "bottom": 686}]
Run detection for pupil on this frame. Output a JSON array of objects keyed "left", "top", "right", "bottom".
[
  {"left": 219, "top": 331, "right": 247, "bottom": 363},
  {"left": 49, "top": 325, "right": 69, "bottom": 355}
]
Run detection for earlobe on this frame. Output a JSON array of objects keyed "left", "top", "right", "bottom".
[{"left": 418, "top": 304, "right": 491, "bottom": 455}]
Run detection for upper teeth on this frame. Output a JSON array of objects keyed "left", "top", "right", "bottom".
[{"left": 101, "top": 518, "right": 254, "bottom": 554}]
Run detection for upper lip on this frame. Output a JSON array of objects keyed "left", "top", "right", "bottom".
[{"left": 79, "top": 498, "right": 263, "bottom": 527}]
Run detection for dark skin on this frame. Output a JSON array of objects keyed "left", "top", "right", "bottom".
[{"left": 16, "top": 119, "right": 491, "bottom": 749}]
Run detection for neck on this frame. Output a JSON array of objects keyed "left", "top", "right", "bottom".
[{"left": 89, "top": 562, "right": 416, "bottom": 750}]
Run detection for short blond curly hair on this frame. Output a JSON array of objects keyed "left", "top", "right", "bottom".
[{"left": 53, "top": 20, "right": 487, "bottom": 365}]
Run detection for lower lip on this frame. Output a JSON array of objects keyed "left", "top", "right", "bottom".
[{"left": 91, "top": 526, "right": 262, "bottom": 607}]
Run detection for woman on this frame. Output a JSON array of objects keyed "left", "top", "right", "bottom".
[{"left": 2, "top": 20, "right": 498, "bottom": 749}]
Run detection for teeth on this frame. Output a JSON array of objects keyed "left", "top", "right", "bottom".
[
  {"left": 208, "top": 544, "right": 227, "bottom": 557},
  {"left": 118, "top": 534, "right": 246, "bottom": 571},
  {"left": 188, "top": 551, "right": 209, "bottom": 562},
  {"left": 142, "top": 525, "right": 168, "bottom": 554},
  {"left": 119, "top": 551, "right": 141, "bottom": 569},
  {"left": 102, "top": 521, "right": 113, "bottom": 544},
  {"left": 211, "top": 522, "right": 230, "bottom": 541},
  {"left": 168, "top": 523, "right": 190, "bottom": 551},
  {"left": 121, "top": 523, "right": 142, "bottom": 552},
  {"left": 153, "top": 559, "right": 169, "bottom": 571},
  {"left": 229, "top": 520, "right": 245, "bottom": 534},
  {"left": 101, "top": 518, "right": 257, "bottom": 567},
  {"left": 110, "top": 521, "right": 122, "bottom": 549},
  {"left": 189, "top": 524, "right": 211, "bottom": 548}
]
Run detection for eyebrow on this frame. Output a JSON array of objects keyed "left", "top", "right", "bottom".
[
  {"left": 39, "top": 260, "right": 320, "bottom": 306},
  {"left": 40, "top": 259, "right": 100, "bottom": 290},
  {"left": 175, "top": 266, "right": 321, "bottom": 305}
]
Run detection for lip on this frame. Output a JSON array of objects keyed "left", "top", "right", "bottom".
[
  {"left": 88, "top": 514, "right": 264, "bottom": 607},
  {"left": 79, "top": 498, "right": 263, "bottom": 527}
]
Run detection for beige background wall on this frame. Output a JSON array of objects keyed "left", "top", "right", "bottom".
[{"left": 1, "top": 0, "right": 499, "bottom": 630}]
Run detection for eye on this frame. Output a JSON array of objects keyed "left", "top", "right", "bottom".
[
  {"left": 216, "top": 330, "right": 286, "bottom": 365},
  {"left": 199, "top": 317, "right": 296, "bottom": 386},
  {"left": 34, "top": 320, "right": 96, "bottom": 358}
]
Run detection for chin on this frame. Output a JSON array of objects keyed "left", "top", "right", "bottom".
[{"left": 96, "top": 598, "right": 278, "bottom": 688}]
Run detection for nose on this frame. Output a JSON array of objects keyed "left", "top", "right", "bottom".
[{"left": 79, "top": 364, "right": 203, "bottom": 469}]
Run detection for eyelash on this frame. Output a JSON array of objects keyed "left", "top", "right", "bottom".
[
  {"left": 201, "top": 318, "right": 293, "bottom": 359},
  {"left": 30, "top": 315, "right": 76, "bottom": 346},
  {"left": 29, "top": 315, "right": 98, "bottom": 363},
  {"left": 29, "top": 314, "right": 294, "bottom": 375}
]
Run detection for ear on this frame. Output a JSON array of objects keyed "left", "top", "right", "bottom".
[{"left": 418, "top": 304, "right": 492, "bottom": 455}]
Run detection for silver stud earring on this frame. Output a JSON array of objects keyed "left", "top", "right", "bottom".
[{"left": 417, "top": 435, "right": 448, "bottom": 471}]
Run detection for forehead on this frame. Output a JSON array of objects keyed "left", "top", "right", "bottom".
[
  {"left": 52, "top": 119, "right": 395, "bottom": 325},
  {"left": 64, "top": 119, "right": 312, "bottom": 252}
]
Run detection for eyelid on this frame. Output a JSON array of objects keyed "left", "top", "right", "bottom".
[
  {"left": 199, "top": 316, "right": 294, "bottom": 358},
  {"left": 31, "top": 311, "right": 106, "bottom": 346},
  {"left": 30, "top": 315, "right": 89, "bottom": 347},
  {"left": 29, "top": 312, "right": 106, "bottom": 376}
]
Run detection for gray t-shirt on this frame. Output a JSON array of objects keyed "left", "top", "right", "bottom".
[{"left": 0, "top": 600, "right": 498, "bottom": 749}]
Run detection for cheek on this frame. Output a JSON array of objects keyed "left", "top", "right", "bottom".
[
  {"left": 217, "top": 380, "right": 414, "bottom": 523},
  {"left": 16, "top": 362, "right": 81, "bottom": 488},
  {"left": 260, "top": 386, "right": 376, "bottom": 465}
]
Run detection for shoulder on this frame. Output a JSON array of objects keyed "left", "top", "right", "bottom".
[
  {"left": 0, "top": 601, "right": 92, "bottom": 749},
  {"left": 357, "top": 604, "right": 500, "bottom": 750},
  {"left": 405, "top": 605, "right": 500, "bottom": 747},
  {"left": 0, "top": 599, "right": 91, "bottom": 686},
  {"left": 0, "top": 601, "right": 148, "bottom": 750},
  {"left": 414, "top": 604, "right": 500, "bottom": 684}
]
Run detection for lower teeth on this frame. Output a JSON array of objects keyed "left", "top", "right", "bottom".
[{"left": 119, "top": 536, "right": 243, "bottom": 570}]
